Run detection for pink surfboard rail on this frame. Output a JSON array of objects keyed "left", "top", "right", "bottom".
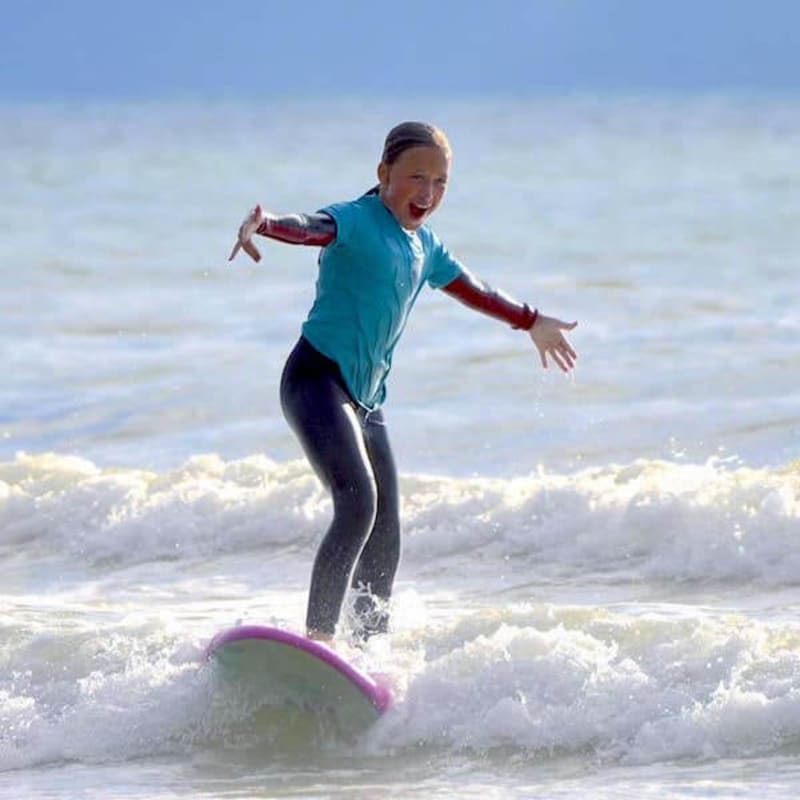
[{"left": 205, "top": 624, "right": 393, "bottom": 713}]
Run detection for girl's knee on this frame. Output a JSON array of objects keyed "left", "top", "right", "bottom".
[{"left": 332, "top": 476, "right": 378, "bottom": 536}]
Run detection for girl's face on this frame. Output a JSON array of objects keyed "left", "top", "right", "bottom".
[{"left": 378, "top": 145, "right": 450, "bottom": 231}]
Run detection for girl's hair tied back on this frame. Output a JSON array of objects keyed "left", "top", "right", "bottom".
[{"left": 381, "top": 121, "right": 450, "bottom": 165}]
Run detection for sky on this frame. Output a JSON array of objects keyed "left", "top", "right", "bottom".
[{"left": 1, "top": 0, "right": 799, "bottom": 100}]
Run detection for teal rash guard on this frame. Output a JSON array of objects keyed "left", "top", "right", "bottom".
[{"left": 301, "top": 193, "right": 465, "bottom": 410}]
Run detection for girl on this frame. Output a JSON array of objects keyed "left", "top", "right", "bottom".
[{"left": 229, "top": 121, "right": 577, "bottom": 644}]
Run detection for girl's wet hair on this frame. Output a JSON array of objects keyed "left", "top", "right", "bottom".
[
  {"left": 381, "top": 121, "right": 451, "bottom": 165},
  {"left": 364, "top": 121, "right": 450, "bottom": 196}
]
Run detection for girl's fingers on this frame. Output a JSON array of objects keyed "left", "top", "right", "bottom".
[
  {"left": 539, "top": 338, "right": 575, "bottom": 373},
  {"left": 557, "top": 335, "right": 577, "bottom": 360},
  {"left": 530, "top": 319, "right": 577, "bottom": 372},
  {"left": 229, "top": 206, "right": 265, "bottom": 262},
  {"left": 242, "top": 239, "right": 261, "bottom": 262},
  {"left": 559, "top": 339, "right": 577, "bottom": 368},
  {"left": 550, "top": 349, "right": 568, "bottom": 373}
]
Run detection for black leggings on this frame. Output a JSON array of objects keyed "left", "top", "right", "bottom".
[{"left": 280, "top": 337, "right": 401, "bottom": 638}]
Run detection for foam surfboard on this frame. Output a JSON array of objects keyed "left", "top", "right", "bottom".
[{"left": 206, "top": 625, "right": 392, "bottom": 735}]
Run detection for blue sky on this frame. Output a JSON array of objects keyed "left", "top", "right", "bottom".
[{"left": 2, "top": 0, "right": 799, "bottom": 100}]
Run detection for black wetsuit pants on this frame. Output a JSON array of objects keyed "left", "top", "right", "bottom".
[{"left": 280, "top": 337, "right": 401, "bottom": 638}]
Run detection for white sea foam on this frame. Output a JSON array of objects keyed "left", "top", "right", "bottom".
[
  {"left": 3, "top": 600, "right": 800, "bottom": 771},
  {"left": 2, "top": 450, "right": 799, "bottom": 771},
  {"left": 2, "top": 452, "right": 798, "bottom": 583},
  {"left": 370, "top": 605, "right": 800, "bottom": 763},
  {"left": 0, "top": 621, "right": 211, "bottom": 770}
]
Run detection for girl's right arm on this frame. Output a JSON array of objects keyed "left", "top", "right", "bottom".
[
  {"left": 228, "top": 205, "right": 336, "bottom": 262},
  {"left": 256, "top": 212, "right": 337, "bottom": 247}
]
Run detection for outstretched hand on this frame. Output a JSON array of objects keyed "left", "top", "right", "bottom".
[
  {"left": 228, "top": 205, "right": 265, "bottom": 263},
  {"left": 529, "top": 314, "right": 578, "bottom": 372}
]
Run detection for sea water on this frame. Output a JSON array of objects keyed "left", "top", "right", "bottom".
[{"left": 2, "top": 94, "right": 800, "bottom": 798}]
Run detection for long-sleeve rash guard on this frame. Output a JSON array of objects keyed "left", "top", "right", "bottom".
[{"left": 256, "top": 209, "right": 538, "bottom": 331}]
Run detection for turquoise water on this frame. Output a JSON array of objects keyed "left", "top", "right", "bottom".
[{"left": 2, "top": 94, "right": 800, "bottom": 798}]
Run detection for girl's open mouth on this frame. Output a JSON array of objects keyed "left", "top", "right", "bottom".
[{"left": 409, "top": 202, "right": 428, "bottom": 220}]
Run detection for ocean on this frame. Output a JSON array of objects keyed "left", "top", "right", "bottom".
[{"left": 2, "top": 93, "right": 800, "bottom": 798}]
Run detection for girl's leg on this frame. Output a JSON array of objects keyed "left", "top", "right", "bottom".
[
  {"left": 280, "top": 339, "right": 378, "bottom": 638},
  {"left": 350, "top": 409, "right": 401, "bottom": 638}
]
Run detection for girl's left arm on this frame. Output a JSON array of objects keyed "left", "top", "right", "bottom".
[{"left": 442, "top": 272, "right": 578, "bottom": 373}]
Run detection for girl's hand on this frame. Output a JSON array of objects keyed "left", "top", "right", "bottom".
[
  {"left": 528, "top": 314, "right": 578, "bottom": 372},
  {"left": 228, "top": 205, "right": 265, "bottom": 263}
]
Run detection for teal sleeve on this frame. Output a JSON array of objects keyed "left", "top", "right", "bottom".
[
  {"left": 426, "top": 233, "right": 465, "bottom": 289},
  {"left": 319, "top": 201, "right": 355, "bottom": 245}
]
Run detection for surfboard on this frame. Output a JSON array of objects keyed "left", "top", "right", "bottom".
[{"left": 206, "top": 625, "right": 392, "bottom": 736}]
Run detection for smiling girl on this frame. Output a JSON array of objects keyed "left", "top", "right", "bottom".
[{"left": 229, "top": 121, "right": 578, "bottom": 644}]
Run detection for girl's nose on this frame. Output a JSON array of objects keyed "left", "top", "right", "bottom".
[{"left": 418, "top": 181, "right": 435, "bottom": 202}]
